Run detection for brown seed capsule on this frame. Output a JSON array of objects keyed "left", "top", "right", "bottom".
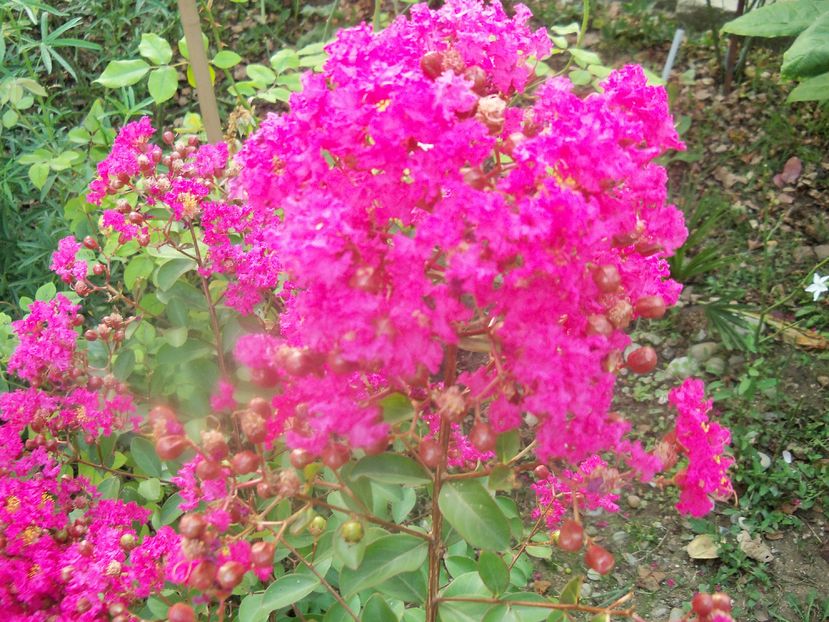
[
  {"left": 248, "top": 397, "right": 272, "bottom": 419},
  {"left": 251, "top": 541, "right": 276, "bottom": 568},
  {"left": 469, "top": 421, "right": 496, "bottom": 452},
  {"left": 195, "top": 460, "right": 223, "bottom": 481},
  {"left": 240, "top": 410, "right": 267, "bottom": 444},
  {"left": 231, "top": 450, "right": 261, "bottom": 475},
  {"left": 178, "top": 514, "right": 207, "bottom": 540},
  {"left": 155, "top": 435, "right": 189, "bottom": 461},
  {"left": 201, "top": 429, "right": 229, "bottom": 462},
  {"left": 321, "top": 443, "right": 350, "bottom": 471},
  {"left": 463, "top": 65, "right": 488, "bottom": 95},
  {"left": 187, "top": 560, "right": 216, "bottom": 590},
  {"left": 418, "top": 438, "right": 442, "bottom": 469},
  {"left": 167, "top": 602, "right": 196, "bottom": 622},
  {"left": 607, "top": 300, "right": 633, "bottom": 330},
  {"left": 215, "top": 560, "right": 246, "bottom": 590},
  {"left": 634, "top": 295, "right": 666, "bottom": 319},
  {"left": 289, "top": 448, "right": 314, "bottom": 470},
  {"left": 586, "top": 314, "right": 614, "bottom": 337},
  {"left": 593, "top": 265, "right": 621, "bottom": 293}
]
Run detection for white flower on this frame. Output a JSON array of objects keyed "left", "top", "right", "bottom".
[{"left": 805, "top": 273, "right": 829, "bottom": 301}]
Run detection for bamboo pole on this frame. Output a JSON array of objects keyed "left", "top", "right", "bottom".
[{"left": 177, "top": 0, "right": 223, "bottom": 143}]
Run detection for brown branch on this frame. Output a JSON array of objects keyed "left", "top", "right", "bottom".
[{"left": 438, "top": 597, "right": 635, "bottom": 616}]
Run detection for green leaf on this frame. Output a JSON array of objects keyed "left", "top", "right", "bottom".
[
  {"left": 138, "top": 477, "right": 162, "bottom": 501},
  {"left": 721, "top": 0, "right": 829, "bottom": 37},
  {"left": 478, "top": 551, "right": 509, "bottom": 596},
  {"left": 154, "top": 258, "right": 197, "bottom": 291},
  {"left": 131, "top": 436, "right": 162, "bottom": 477},
  {"left": 782, "top": 12, "right": 829, "bottom": 78},
  {"left": 559, "top": 576, "right": 583, "bottom": 604},
  {"left": 139, "top": 33, "right": 173, "bottom": 65},
  {"left": 125, "top": 256, "right": 154, "bottom": 291},
  {"left": 246, "top": 63, "right": 276, "bottom": 86},
  {"left": 270, "top": 48, "right": 300, "bottom": 72},
  {"left": 495, "top": 430, "right": 519, "bottom": 463},
  {"left": 446, "top": 555, "right": 477, "bottom": 579},
  {"left": 2, "top": 109, "right": 18, "bottom": 128},
  {"left": 439, "top": 481, "right": 510, "bottom": 551},
  {"left": 376, "top": 568, "right": 427, "bottom": 602},
  {"left": 351, "top": 453, "right": 430, "bottom": 486},
  {"left": 113, "top": 348, "right": 136, "bottom": 380},
  {"left": 502, "top": 593, "right": 553, "bottom": 622},
  {"left": 98, "top": 477, "right": 120, "bottom": 499},
  {"left": 334, "top": 525, "right": 367, "bottom": 570},
  {"left": 381, "top": 393, "right": 414, "bottom": 424},
  {"left": 28, "top": 162, "right": 49, "bottom": 189},
  {"left": 95, "top": 59, "right": 150, "bottom": 88},
  {"left": 362, "top": 594, "right": 399, "bottom": 622},
  {"left": 259, "top": 573, "right": 320, "bottom": 615},
  {"left": 569, "top": 48, "right": 602, "bottom": 67},
  {"left": 569, "top": 69, "right": 592, "bottom": 86},
  {"left": 339, "top": 533, "right": 428, "bottom": 597},
  {"left": 438, "top": 601, "right": 490, "bottom": 622},
  {"left": 547, "top": 612, "right": 566, "bottom": 622},
  {"left": 487, "top": 464, "right": 514, "bottom": 491},
  {"left": 238, "top": 594, "right": 264, "bottom": 622},
  {"left": 787, "top": 71, "right": 829, "bottom": 101},
  {"left": 212, "top": 50, "right": 242, "bottom": 68},
  {"left": 148, "top": 66, "right": 178, "bottom": 103},
  {"left": 35, "top": 282, "right": 56, "bottom": 301},
  {"left": 160, "top": 493, "right": 185, "bottom": 525},
  {"left": 482, "top": 606, "right": 519, "bottom": 622}
]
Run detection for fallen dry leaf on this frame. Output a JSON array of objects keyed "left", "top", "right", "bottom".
[
  {"left": 686, "top": 534, "right": 719, "bottom": 559},
  {"left": 773, "top": 156, "right": 803, "bottom": 188},
  {"left": 765, "top": 531, "right": 784, "bottom": 541},
  {"left": 532, "top": 580, "right": 552, "bottom": 595},
  {"left": 636, "top": 566, "right": 667, "bottom": 591},
  {"left": 737, "top": 530, "right": 774, "bottom": 563},
  {"left": 733, "top": 311, "right": 829, "bottom": 350}
]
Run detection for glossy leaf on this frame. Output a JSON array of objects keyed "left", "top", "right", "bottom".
[
  {"left": 482, "top": 606, "right": 519, "bottom": 622},
  {"left": 154, "top": 258, "right": 197, "bottom": 291},
  {"left": 721, "top": 0, "right": 829, "bottom": 37},
  {"left": 787, "top": 71, "right": 829, "bottom": 101},
  {"left": 782, "top": 12, "right": 829, "bottom": 78},
  {"left": 130, "top": 436, "right": 161, "bottom": 477},
  {"left": 139, "top": 33, "right": 173, "bottom": 65},
  {"left": 95, "top": 59, "right": 150, "bottom": 88},
  {"left": 559, "top": 576, "right": 583, "bottom": 604},
  {"left": 259, "top": 573, "right": 320, "bottom": 615},
  {"left": 478, "top": 551, "right": 509, "bottom": 596},
  {"left": 148, "top": 66, "right": 178, "bottom": 103},
  {"left": 212, "top": 50, "right": 242, "bottom": 68},
  {"left": 351, "top": 453, "right": 430, "bottom": 486},
  {"left": 339, "top": 533, "right": 428, "bottom": 597},
  {"left": 362, "top": 594, "right": 399, "bottom": 622},
  {"left": 439, "top": 480, "right": 510, "bottom": 551}
]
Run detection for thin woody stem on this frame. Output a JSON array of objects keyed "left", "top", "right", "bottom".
[
  {"left": 437, "top": 596, "right": 634, "bottom": 616},
  {"left": 188, "top": 223, "right": 228, "bottom": 377},
  {"left": 426, "top": 344, "right": 458, "bottom": 622}
]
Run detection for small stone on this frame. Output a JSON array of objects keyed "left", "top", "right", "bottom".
[
  {"left": 815, "top": 244, "right": 829, "bottom": 260},
  {"left": 793, "top": 246, "right": 817, "bottom": 262},
  {"left": 704, "top": 356, "right": 726, "bottom": 376},
  {"left": 611, "top": 530, "right": 628, "bottom": 545},
  {"left": 666, "top": 356, "right": 700, "bottom": 379},
  {"left": 688, "top": 341, "right": 720, "bottom": 363},
  {"left": 651, "top": 607, "right": 669, "bottom": 619},
  {"left": 669, "top": 607, "right": 685, "bottom": 621},
  {"left": 626, "top": 494, "right": 642, "bottom": 509},
  {"left": 818, "top": 376, "right": 829, "bottom": 387},
  {"left": 580, "top": 583, "right": 593, "bottom": 597},
  {"left": 692, "top": 328, "right": 708, "bottom": 342},
  {"left": 586, "top": 569, "right": 601, "bottom": 582}
]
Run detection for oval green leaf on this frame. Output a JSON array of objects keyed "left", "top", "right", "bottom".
[
  {"left": 478, "top": 551, "right": 509, "bottom": 596},
  {"left": 259, "top": 573, "right": 320, "bottom": 615},
  {"left": 95, "top": 59, "right": 150, "bottom": 88},
  {"left": 438, "top": 481, "right": 510, "bottom": 551},
  {"left": 351, "top": 453, "right": 430, "bottom": 486},
  {"left": 130, "top": 436, "right": 162, "bottom": 477},
  {"left": 139, "top": 33, "right": 173, "bottom": 65},
  {"left": 339, "top": 533, "right": 428, "bottom": 597},
  {"left": 362, "top": 594, "right": 399, "bottom": 622},
  {"left": 148, "top": 66, "right": 178, "bottom": 103}
]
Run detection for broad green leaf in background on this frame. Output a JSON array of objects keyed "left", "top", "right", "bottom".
[
  {"left": 212, "top": 50, "right": 242, "bottom": 69},
  {"left": 439, "top": 480, "right": 510, "bottom": 551},
  {"left": 148, "top": 66, "right": 178, "bottom": 103},
  {"left": 721, "top": 0, "right": 829, "bottom": 37},
  {"left": 781, "top": 12, "right": 829, "bottom": 78},
  {"left": 787, "top": 71, "right": 829, "bottom": 101},
  {"left": 130, "top": 436, "right": 162, "bottom": 477},
  {"left": 95, "top": 59, "right": 150, "bottom": 88},
  {"left": 139, "top": 33, "right": 173, "bottom": 65}
]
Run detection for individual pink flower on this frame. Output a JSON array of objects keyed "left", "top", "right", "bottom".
[{"left": 50, "top": 236, "right": 87, "bottom": 284}]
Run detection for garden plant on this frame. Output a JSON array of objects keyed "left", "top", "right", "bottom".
[{"left": 0, "top": 1, "right": 742, "bottom": 621}]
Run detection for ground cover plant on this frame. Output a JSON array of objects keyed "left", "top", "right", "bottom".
[{"left": 2, "top": 0, "right": 827, "bottom": 620}]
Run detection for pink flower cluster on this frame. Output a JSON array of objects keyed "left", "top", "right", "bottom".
[
  {"left": 50, "top": 237, "right": 88, "bottom": 285},
  {"left": 531, "top": 456, "right": 622, "bottom": 529},
  {"left": 0, "top": 447, "right": 180, "bottom": 620},
  {"left": 220, "top": 0, "right": 687, "bottom": 464},
  {"left": 669, "top": 379, "right": 734, "bottom": 516}
]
